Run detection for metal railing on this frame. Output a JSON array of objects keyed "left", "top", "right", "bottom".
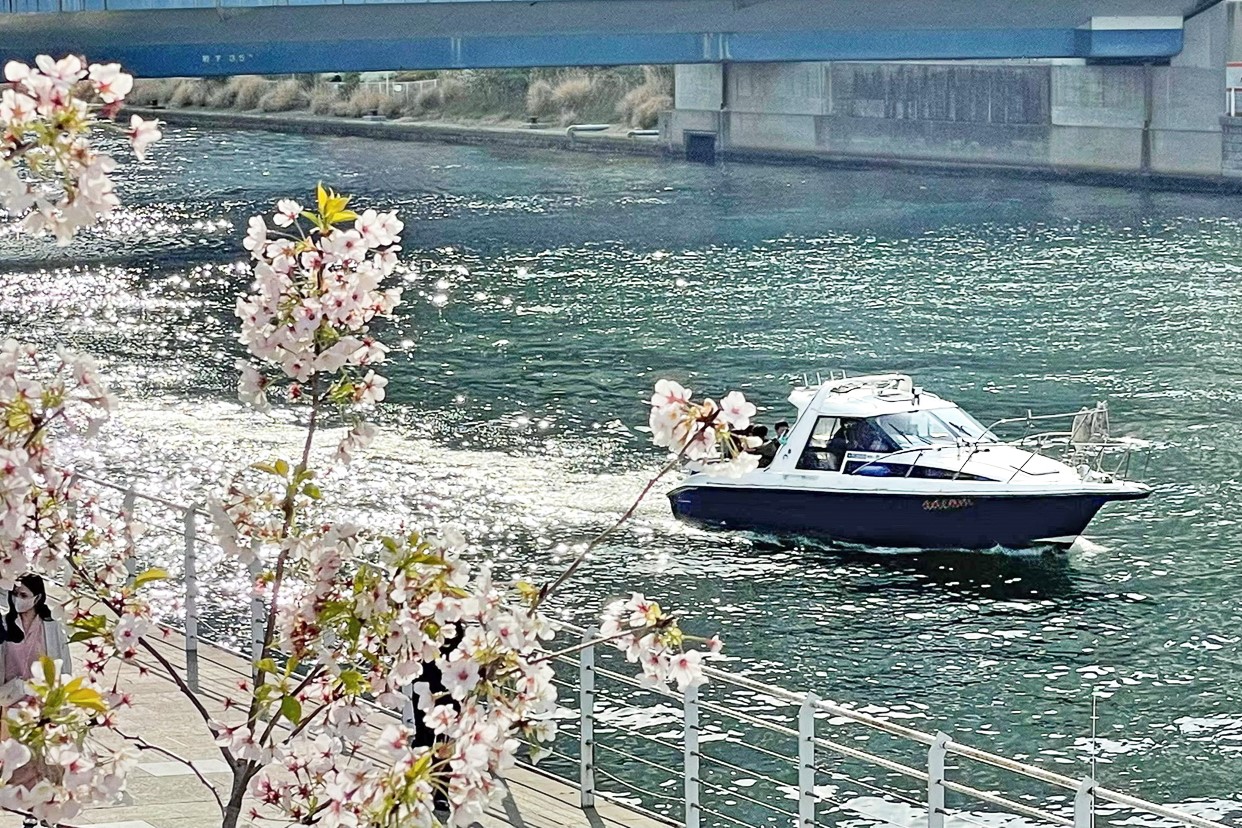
[{"left": 66, "top": 472, "right": 1242, "bottom": 828}]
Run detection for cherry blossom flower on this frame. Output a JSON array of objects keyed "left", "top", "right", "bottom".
[
  {"left": 718, "top": 390, "right": 756, "bottom": 430},
  {"left": 600, "top": 593, "right": 717, "bottom": 691},
  {"left": 126, "top": 115, "right": 161, "bottom": 161},
  {"left": 273, "top": 198, "right": 302, "bottom": 227},
  {"left": 88, "top": 63, "right": 133, "bottom": 104},
  {"left": 648, "top": 380, "right": 762, "bottom": 476},
  {"left": 355, "top": 370, "right": 388, "bottom": 405},
  {"left": 2, "top": 56, "right": 157, "bottom": 241}
]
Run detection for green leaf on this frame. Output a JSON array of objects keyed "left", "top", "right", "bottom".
[
  {"left": 274, "top": 459, "right": 290, "bottom": 477},
  {"left": 280, "top": 695, "right": 302, "bottom": 725},
  {"left": 254, "top": 658, "right": 279, "bottom": 675},
  {"left": 133, "top": 567, "right": 169, "bottom": 589},
  {"left": 409, "top": 751, "right": 432, "bottom": 780},
  {"left": 251, "top": 461, "right": 280, "bottom": 475},
  {"left": 70, "top": 614, "right": 108, "bottom": 633},
  {"left": 68, "top": 630, "right": 100, "bottom": 644},
  {"left": 337, "top": 669, "right": 365, "bottom": 695},
  {"left": 316, "top": 182, "right": 328, "bottom": 215},
  {"left": 301, "top": 483, "right": 322, "bottom": 500},
  {"left": 67, "top": 686, "right": 108, "bottom": 714}
]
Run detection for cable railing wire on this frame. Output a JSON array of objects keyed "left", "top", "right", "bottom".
[
  {"left": 695, "top": 774, "right": 801, "bottom": 819},
  {"left": 63, "top": 473, "right": 1242, "bottom": 828}
]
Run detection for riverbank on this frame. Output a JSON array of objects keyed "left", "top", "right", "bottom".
[
  {"left": 132, "top": 107, "right": 670, "bottom": 159},
  {"left": 135, "top": 106, "right": 1242, "bottom": 193}
]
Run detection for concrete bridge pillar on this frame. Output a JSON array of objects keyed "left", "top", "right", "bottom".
[{"left": 670, "top": 64, "right": 728, "bottom": 158}]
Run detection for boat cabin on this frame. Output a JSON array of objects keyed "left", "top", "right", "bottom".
[{"left": 767, "top": 374, "right": 999, "bottom": 479}]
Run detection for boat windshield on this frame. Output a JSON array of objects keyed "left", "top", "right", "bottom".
[{"left": 872, "top": 408, "right": 997, "bottom": 448}]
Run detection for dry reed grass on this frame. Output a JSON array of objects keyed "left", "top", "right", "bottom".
[
  {"left": 334, "top": 89, "right": 402, "bottom": 118},
  {"left": 228, "top": 76, "right": 268, "bottom": 111},
  {"left": 259, "top": 79, "right": 308, "bottom": 112}
]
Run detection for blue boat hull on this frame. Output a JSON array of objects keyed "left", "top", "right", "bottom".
[{"left": 667, "top": 485, "right": 1147, "bottom": 549}]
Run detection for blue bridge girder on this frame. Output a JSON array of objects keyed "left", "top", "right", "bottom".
[{"left": 0, "top": 0, "right": 1223, "bottom": 77}]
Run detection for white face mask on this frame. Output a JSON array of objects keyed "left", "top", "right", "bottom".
[{"left": 13, "top": 595, "right": 35, "bottom": 614}]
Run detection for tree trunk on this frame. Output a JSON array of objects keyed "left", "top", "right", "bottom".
[{"left": 222, "top": 772, "right": 248, "bottom": 828}]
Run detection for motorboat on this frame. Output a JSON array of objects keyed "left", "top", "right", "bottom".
[{"left": 667, "top": 373, "right": 1151, "bottom": 550}]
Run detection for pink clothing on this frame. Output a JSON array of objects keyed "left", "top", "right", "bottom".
[{"left": 4, "top": 615, "right": 46, "bottom": 684}]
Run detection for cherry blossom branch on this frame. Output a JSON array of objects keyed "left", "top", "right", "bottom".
[
  {"left": 1, "top": 810, "right": 88, "bottom": 828},
  {"left": 533, "top": 415, "right": 717, "bottom": 609},
  {"left": 132, "top": 638, "right": 236, "bottom": 769},
  {"left": 115, "top": 727, "right": 225, "bottom": 812},
  {"left": 525, "top": 618, "right": 671, "bottom": 666},
  {"left": 252, "top": 372, "right": 320, "bottom": 719},
  {"left": 256, "top": 663, "right": 326, "bottom": 744},
  {"left": 281, "top": 694, "right": 334, "bottom": 744},
  {"left": 61, "top": 544, "right": 227, "bottom": 767}
]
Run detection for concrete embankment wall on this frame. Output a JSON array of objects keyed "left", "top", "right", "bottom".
[{"left": 666, "top": 2, "right": 1236, "bottom": 180}]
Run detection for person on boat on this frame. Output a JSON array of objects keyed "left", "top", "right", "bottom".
[
  {"left": 752, "top": 426, "right": 782, "bottom": 468},
  {"left": 725, "top": 425, "right": 756, "bottom": 458},
  {"left": 844, "top": 419, "right": 891, "bottom": 453},
  {"left": 825, "top": 422, "right": 852, "bottom": 468},
  {"left": 774, "top": 421, "right": 790, "bottom": 445}
]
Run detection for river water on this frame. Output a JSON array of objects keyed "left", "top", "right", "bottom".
[{"left": 3, "top": 127, "right": 1242, "bottom": 820}]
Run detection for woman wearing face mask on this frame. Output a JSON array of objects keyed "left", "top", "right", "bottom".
[
  {"left": 4, "top": 573, "right": 71, "bottom": 685},
  {"left": 2, "top": 574, "right": 71, "bottom": 820}
]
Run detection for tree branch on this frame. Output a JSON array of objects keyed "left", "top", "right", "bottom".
[
  {"left": 62, "top": 550, "right": 237, "bottom": 772},
  {"left": 525, "top": 619, "right": 671, "bottom": 666},
  {"left": 136, "top": 637, "right": 239, "bottom": 771},
  {"left": 115, "top": 727, "right": 225, "bottom": 813},
  {"left": 257, "top": 664, "right": 326, "bottom": 746},
  {"left": 534, "top": 416, "right": 716, "bottom": 609}
]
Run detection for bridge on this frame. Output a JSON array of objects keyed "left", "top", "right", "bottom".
[{"left": 0, "top": 0, "right": 1227, "bottom": 78}]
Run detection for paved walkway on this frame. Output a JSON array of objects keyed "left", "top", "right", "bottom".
[{"left": 0, "top": 634, "right": 670, "bottom": 828}]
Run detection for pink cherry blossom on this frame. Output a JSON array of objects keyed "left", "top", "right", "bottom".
[
  {"left": 2, "top": 57, "right": 153, "bottom": 241},
  {"left": 88, "top": 63, "right": 133, "bottom": 104},
  {"left": 273, "top": 198, "right": 302, "bottom": 227},
  {"left": 126, "top": 115, "right": 161, "bottom": 161}
]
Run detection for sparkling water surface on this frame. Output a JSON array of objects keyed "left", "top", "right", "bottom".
[{"left": 3, "top": 127, "right": 1242, "bottom": 818}]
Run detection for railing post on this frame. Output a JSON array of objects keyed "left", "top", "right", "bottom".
[
  {"left": 248, "top": 540, "right": 264, "bottom": 681},
  {"left": 684, "top": 683, "right": 700, "bottom": 828},
  {"left": 799, "top": 692, "right": 817, "bottom": 828},
  {"left": 63, "top": 473, "right": 79, "bottom": 584},
  {"left": 578, "top": 627, "right": 596, "bottom": 809},
  {"left": 928, "top": 732, "right": 950, "bottom": 828},
  {"left": 183, "top": 506, "right": 199, "bottom": 692},
  {"left": 121, "top": 487, "right": 138, "bottom": 581},
  {"left": 1074, "top": 776, "right": 1095, "bottom": 828}
]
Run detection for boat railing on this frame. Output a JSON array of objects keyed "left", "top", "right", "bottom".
[
  {"left": 987, "top": 403, "right": 1147, "bottom": 482},
  {"left": 56, "top": 470, "right": 1230, "bottom": 828}
]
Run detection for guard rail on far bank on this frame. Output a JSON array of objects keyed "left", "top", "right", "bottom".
[{"left": 69, "top": 471, "right": 1242, "bottom": 828}]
